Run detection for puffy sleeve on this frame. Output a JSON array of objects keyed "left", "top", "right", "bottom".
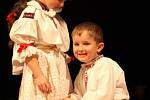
[
  {"left": 9, "top": 18, "right": 38, "bottom": 44},
  {"left": 9, "top": 9, "right": 39, "bottom": 75},
  {"left": 12, "top": 43, "right": 38, "bottom": 75}
]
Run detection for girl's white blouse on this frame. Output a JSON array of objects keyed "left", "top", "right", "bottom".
[
  {"left": 9, "top": 1, "right": 73, "bottom": 99},
  {"left": 9, "top": 0, "right": 70, "bottom": 75}
]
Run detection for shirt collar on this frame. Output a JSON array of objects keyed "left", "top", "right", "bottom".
[
  {"left": 27, "top": 0, "right": 56, "bottom": 17},
  {"left": 81, "top": 55, "right": 103, "bottom": 69},
  {"left": 36, "top": 0, "right": 49, "bottom": 11}
]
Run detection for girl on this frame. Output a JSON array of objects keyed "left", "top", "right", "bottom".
[{"left": 9, "top": 0, "right": 73, "bottom": 99}]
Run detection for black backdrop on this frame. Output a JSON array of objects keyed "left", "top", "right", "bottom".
[{"left": 0, "top": 0, "right": 147, "bottom": 99}]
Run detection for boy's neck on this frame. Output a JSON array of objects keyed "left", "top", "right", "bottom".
[{"left": 82, "top": 55, "right": 103, "bottom": 68}]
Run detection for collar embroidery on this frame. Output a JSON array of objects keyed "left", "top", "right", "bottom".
[
  {"left": 27, "top": 0, "right": 56, "bottom": 17},
  {"left": 82, "top": 55, "right": 103, "bottom": 89},
  {"left": 81, "top": 55, "right": 103, "bottom": 69}
]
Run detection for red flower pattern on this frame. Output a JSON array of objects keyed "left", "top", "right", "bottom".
[
  {"left": 17, "top": 43, "right": 33, "bottom": 53},
  {"left": 6, "top": 12, "right": 17, "bottom": 25}
]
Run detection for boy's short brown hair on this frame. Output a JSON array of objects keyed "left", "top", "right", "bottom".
[{"left": 71, "top": 21, "right": 103, "bottom": 43}]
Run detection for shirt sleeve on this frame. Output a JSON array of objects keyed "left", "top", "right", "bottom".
[
  {"left": 9, "top": 18, "right": 38, "bottom": 44},
  {"left": 12, "top": 43, "right": 38, "bottom": 75},
  {"left": 70, "top": 68, "right": 83, "bottom": 100},
  {"left": 9, "top": 7, "right": 39, "bottom": 75},
  {"left": 114, "top": 72, "right": 130, "bottom": 100}
]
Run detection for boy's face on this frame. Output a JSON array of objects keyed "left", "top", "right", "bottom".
[
  {"left": 72, "top": 31, "right": 104, "bottom": 63},
  {"left": 44, "top": 0, "right": 64, "bottom": 10}
]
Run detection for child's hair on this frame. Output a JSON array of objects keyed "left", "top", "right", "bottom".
[
  {"left": 71, "top": 21, "right": 104, "bottom": 43},
  {"left": 6, "top": 0, "right": 31, "bottom": 49},
  {"left": 6, "top": 0, "right": 31, "bottom": 30}
]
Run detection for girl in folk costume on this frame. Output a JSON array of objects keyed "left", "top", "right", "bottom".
[{"left": 9, "top": 0, "right": 73, "bottom": 99}]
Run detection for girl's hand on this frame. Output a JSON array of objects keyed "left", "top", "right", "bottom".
[
  {"left": 33, "top": 75, "right": 51, "bottom": 95},
  {"left": 63, "top": 98, "right": 73, "bottom": 100},
  {"left": 62, "top": 95, "right": 73, "bottom": 100}
]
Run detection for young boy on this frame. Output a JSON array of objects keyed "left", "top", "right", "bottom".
[{"left": 64, "top": 22, "right": 130, "bottom": 100}]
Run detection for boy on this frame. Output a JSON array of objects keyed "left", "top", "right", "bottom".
[{"left": 64, "top": 22, "right": 130, "bottom": 100}]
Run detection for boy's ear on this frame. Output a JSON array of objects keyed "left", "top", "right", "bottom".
[{"left": 97, "top": 42, "right": 104, "bottom": 53}]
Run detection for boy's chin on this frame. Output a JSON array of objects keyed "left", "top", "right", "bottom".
[
  {"left": 54, "top": 8, "right": 62, "bottom": 13},
  {"left": 77, "top": 58, "right": 87, "bottom": 63}
]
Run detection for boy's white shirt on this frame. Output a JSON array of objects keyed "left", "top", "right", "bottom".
[{"left": 70, "top": 56, "right": 130, "bottom": 100}]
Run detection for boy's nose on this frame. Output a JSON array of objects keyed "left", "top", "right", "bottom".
[
  {"left": 59, "top": 0, "right": 64, "bottom": 7},
  {"left": 78, "top": 45, "right": 84, "bottom": 51},
  {"left": 60, "top": 3, "right": 64, "bottom": 7}
]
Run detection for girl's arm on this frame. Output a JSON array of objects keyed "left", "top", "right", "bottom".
[{"left": 26, "top": 55, "right": 51, "bottom": 95}]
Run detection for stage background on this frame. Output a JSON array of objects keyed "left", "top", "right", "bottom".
[{"left": 0, "top": 0, "right": 147, "bottom": 99}]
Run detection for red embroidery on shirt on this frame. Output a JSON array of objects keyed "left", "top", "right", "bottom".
[
  {"left": 17, "top": 43, "right": 33, "bottom": 53},
  {"left": 23, "top": 12, "right": 35, "bottom": 19},
  {"left": 83, "top": 71, "right": 88, "bottom": 89},
  {"left": 82, "top": 55, "right": 103, "bottom": 89},
  {"left": 70, "top": 56, "right": 75, "bottom": 61}
]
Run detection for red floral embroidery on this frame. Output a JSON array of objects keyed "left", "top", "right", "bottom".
[
  {"left": 17, "top": 43, "right": 33, "bottom": 53},
  {"left": 6, "top": 12, "right": 17, "bottom": 25},
  {"left": 83, "top": 71, "right": 88, "bottom": 89},
  {"left": 69, "top": 55, "right": 75, "bottom": 61}
]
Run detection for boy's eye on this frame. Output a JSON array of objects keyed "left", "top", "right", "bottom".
[
  {"left": 83, "top": 42, "right": 90, "bottom": 45},
  {"left": 73, "top": 43, "right": 79, "bottom": 46}
]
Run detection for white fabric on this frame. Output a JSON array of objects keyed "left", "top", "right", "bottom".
[
  {"left": 70, "top": 56, "right": 130, "bottom": 100},
  {"left": 10, "top": 0, "right": 70, "bottom": 52},
  {"left": 9, "top": 0, "right": 72, "bottom": 100}
]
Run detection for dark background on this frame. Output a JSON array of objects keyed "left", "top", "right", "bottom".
[{"left": 0, "top": 0, "right": 148, "bottom": 100}]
